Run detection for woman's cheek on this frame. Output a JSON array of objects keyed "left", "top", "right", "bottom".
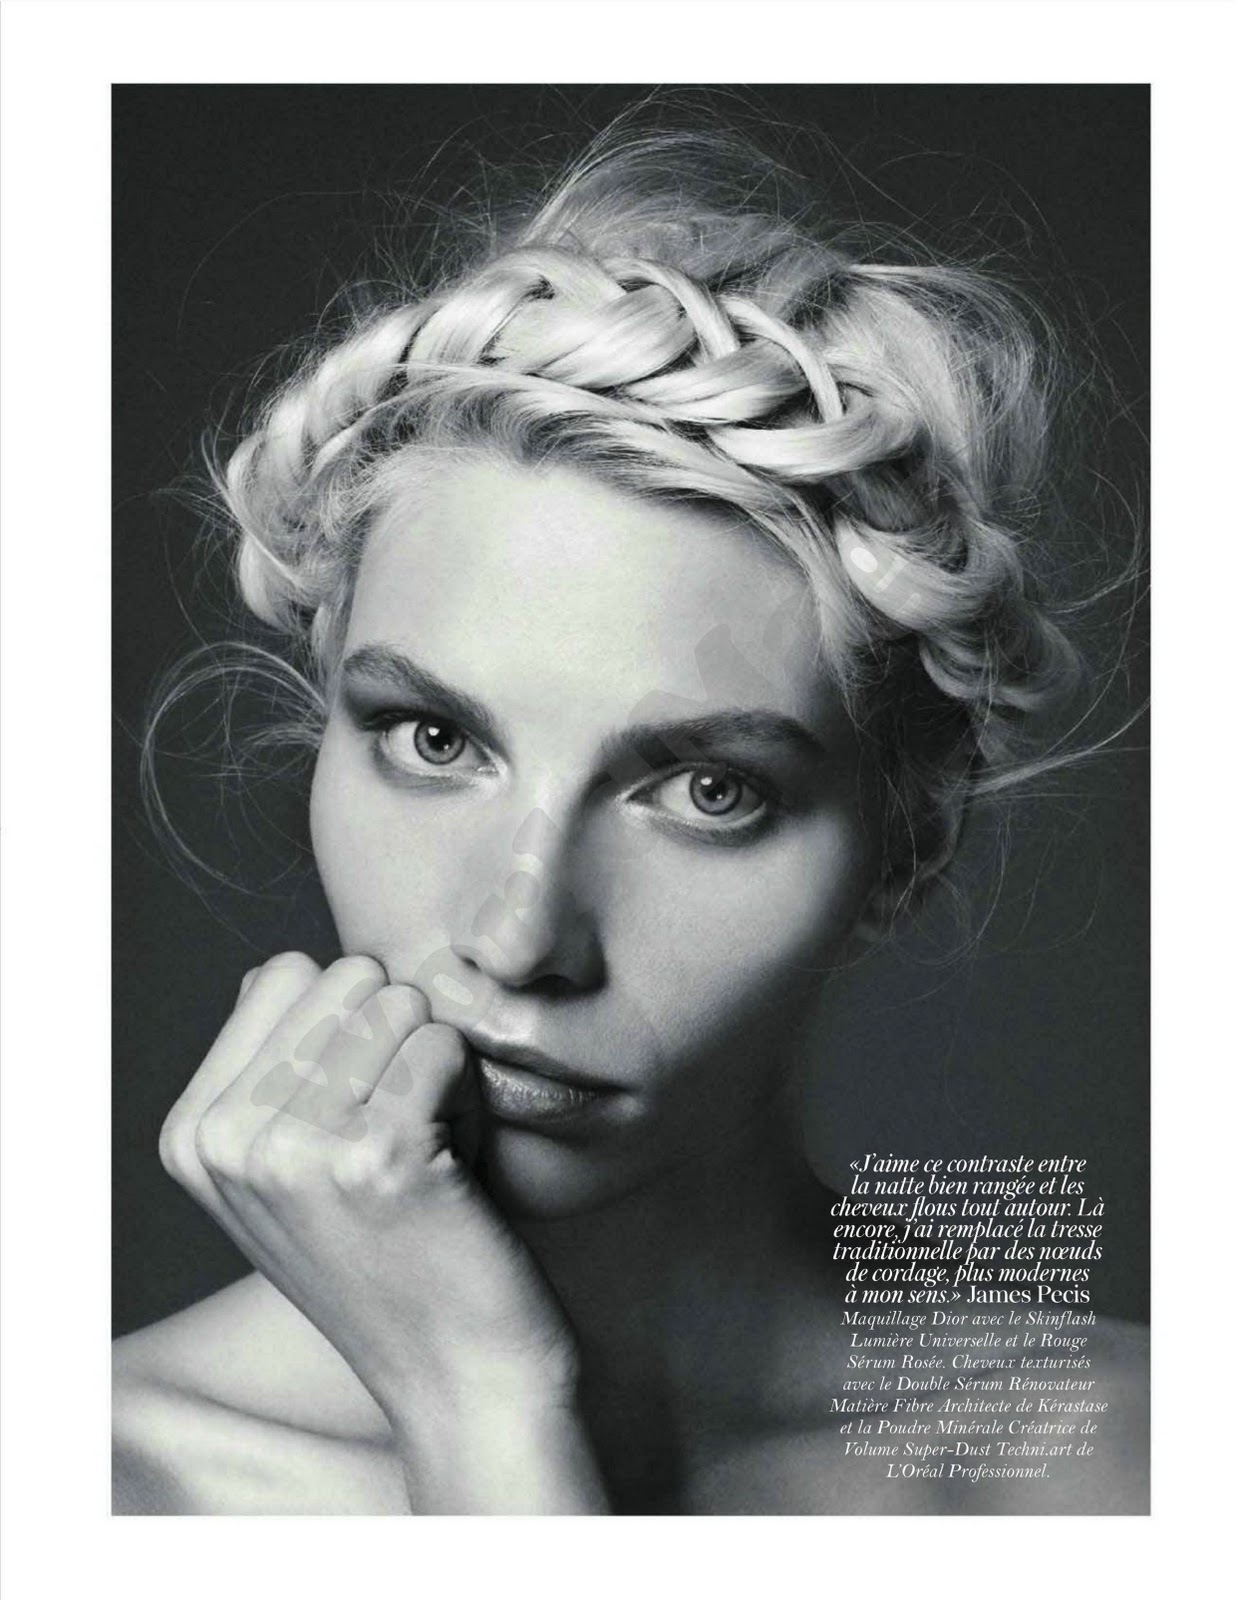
[
  {"left": 311, "top": 735, "right": 493, "bottom": 986},
  {"left": 309, "top": 731, "right": 369, "bottom": 935},
  {"left": 613, "top": 819, "right": 872, "bottom": 1062},
  {"left": 311, "top": 732, "right": 423, "bottom": 953}
]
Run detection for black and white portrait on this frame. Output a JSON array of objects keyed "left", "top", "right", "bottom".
[{"left": 103, "top": 83, "right": 1154, "bottom": 1518}]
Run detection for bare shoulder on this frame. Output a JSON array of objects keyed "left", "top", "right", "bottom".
[
  {"left": 112, "top": 1275, "right": 404, "bottom": 1515},
  {"left": 112, "top": 1276, "right": 283, "bottom": 1514},
  {"left": 915, "top": 1309, "right": 1148, "bottom": 1515},
  {"left": 974, "top": 1310, "right": 1149, "bottom": 1515},
  {"left": 112, "top": 1343, "right": 200, "bottom": 1514},
  {"left": 691, "top": 1307, "right": 1148, "bottom": 1515}
]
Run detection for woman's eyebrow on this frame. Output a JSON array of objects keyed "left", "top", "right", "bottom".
[
  {"left": 601, "top": 711, "right": 832, "bottom": 775},
  {"left": 341, "top": 645, "right": 830, "bottom": 772},
  {"left": 340, "top": 645, "right": 505, "bottom": 747}
]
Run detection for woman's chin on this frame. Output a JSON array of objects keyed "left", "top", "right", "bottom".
[{"left": 473, "top": 1121, "right": 643, "bottom": 1221}]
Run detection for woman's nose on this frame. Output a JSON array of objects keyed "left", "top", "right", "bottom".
[{"left": 449, "top": 806, "right": 604, "bottom": 993}]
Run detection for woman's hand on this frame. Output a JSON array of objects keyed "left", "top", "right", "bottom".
[{"left": 158, "top": 952, "right": 609, "bottom": 1512}]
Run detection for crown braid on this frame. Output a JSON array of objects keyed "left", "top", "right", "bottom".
[{"left": 207, "top": 131, "right": 1083, "bottom": 921}]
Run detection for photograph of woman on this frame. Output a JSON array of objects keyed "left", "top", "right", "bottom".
[{"left": 110, "top": 85, "right": 1149, "bottom": 1515}]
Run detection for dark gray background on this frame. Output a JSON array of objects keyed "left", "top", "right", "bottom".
[{"left": 113, "top": 85, "right": 1148, "bottom": 1332}]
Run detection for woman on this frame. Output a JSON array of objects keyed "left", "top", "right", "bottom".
[{"left": 112, "top": 120, "right": 1148, "bottom": 1514}]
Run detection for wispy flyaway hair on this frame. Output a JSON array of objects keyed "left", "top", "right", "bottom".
[{"left": 148, "top": 120, "right": 1119, "bottom": 926}]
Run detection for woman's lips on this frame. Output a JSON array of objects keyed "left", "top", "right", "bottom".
[{"left": 476, "top": 1054, "right": 608, "bottom": 1126}]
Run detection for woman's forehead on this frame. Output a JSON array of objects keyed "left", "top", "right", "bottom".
[{"left": 347, "top": 452, "right": 846, "bottom": 734}]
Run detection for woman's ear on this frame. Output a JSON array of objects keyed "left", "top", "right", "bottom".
[
  {"left": 838, "top": 879, "right": 899, "bottom": 960},
  {"left": 848, "top": 910, "right": 887, "bottom": 949}
]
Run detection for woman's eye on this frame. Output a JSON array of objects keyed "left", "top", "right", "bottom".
[
  {"left": 376, "top": 717, "right": 485, "bottom": 774},
  {"left": 647, "top": 766, "right": 767, "bottom": 829}
]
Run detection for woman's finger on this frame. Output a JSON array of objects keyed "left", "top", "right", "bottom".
[
  {"left": 278, "top": 984, "right": 430, "bottom": 1138},
  {"left": 363, "top": 1022, "right": 483, "bottom": 1168},
  {"left": 219, "top": 954, "right": 391, "bottom": 1130},
  {"left": 158, "top": 952, "right": 323, "bottom": 1199},
  {"left": 172, "top": 954, "right": 323, "bottom": 1118},
  {"left": 169, "top": 956, "right": 382, "bottom": 1240}
]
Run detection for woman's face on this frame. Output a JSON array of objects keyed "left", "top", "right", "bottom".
[{"left": 311, "top": 450, "right": 879, "bottom": 1217}]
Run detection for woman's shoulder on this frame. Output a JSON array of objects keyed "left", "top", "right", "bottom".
[
  {"left": 112, "top": 1275, "right": 277, "bottom": 1513},
  {"left": 692, "top": 1307, "right": 1148, "bottom": 1515},
  {"left": 907, "top": 1306, "right": 1149, "bottom": 1515},
  {"left": 112, "top": 1338, "right": 215, "bottom": 1514},
  {"left": 112, "top": 1275, "right": 404, "bottom": 1514},
  {"left": 956, "top": 1309, "right": 1149, "bottom": 1515}
]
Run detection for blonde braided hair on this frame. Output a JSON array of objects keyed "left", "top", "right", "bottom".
[{"left": 166, "top": 129, "right": 1087, "bottom": 923}]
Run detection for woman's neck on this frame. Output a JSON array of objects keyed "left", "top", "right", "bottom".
[
  {"left": 506, "top": 1090, "right": 844, "bottom": 1498},
  {"left": 228, "top": 1086, "right": 844, "bottom": 1504}
]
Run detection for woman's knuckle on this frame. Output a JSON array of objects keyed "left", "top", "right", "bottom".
[
  {"left": 258, "top": 951, "right": 320, "bottom": 985},
  {"left": 332, "top": 954, "right": 387, "bottom": 990},
  {"left": 194, "top": 1110, "right": 240, "bottom": 1178},
  {"left": 330, "top": 1127, "right": 394, "bottom": 1194},
  {"left": 157, "top": 1110, "right": 193, "bottom": 1179},
  {"left": 360, "top": 983, "right": 426, "bottom": 1042},
  {"left": 384, "top": 983, "right": 431, "bottom": 1029},
  {"left": 415, "top": 1022, "right": 468, "bottom": 1071},
  {"left": 426, "top": 1145, "right": 471, "bottom": 1195},
  {"left": 349, "top": 990, "right": 389, "bottom": 1037},
  {"left": 248, "top": 1115, "right": 311, "bottom": 1188}
]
